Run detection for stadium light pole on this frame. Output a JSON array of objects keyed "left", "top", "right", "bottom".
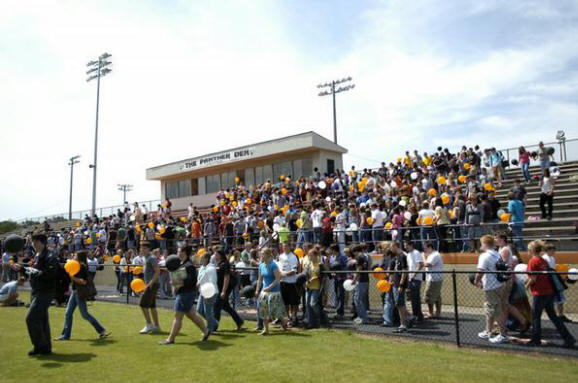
[
  {"left": 68, "top": 155, "right": 81, "bottom": 220},
  {"left": 117, "top": 184, "right": 133, "bottom": 204},
  {"left": 317, "top": 76, "right": 355, "bottom": 144},
  {"left": 86, "top": 52, "right": 112, "bottom": 217}
]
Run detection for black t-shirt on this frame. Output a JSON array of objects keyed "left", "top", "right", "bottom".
[
  {"left": 356, "top": 255, "right": 369, "bottom": 283},
  {"left": 217, "top": 260, "right": 235, "bottom": 292},
  {"left": 175, "top": 260, "right": 197, "bottom": 295},
  {"left": 390, "top": 254, "right": 408, "bottom": 288},
  {"left": 72, "top": 264, "right": 88, "bottom": 291},
  {"left": 127, "top": 228, "right": 136, "bottom": 241}
]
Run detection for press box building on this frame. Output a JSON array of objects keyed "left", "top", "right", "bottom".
[{"left": 146, "top": 131, "right": 347, "bottom": 211}]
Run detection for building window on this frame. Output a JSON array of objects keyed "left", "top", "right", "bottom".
[
  {"left": 206, "top": 174, "right": 220, "bottom": 193},
  {"left": 165, "top": 180, "right": 191, "bottom": 199},
  {"left": 274, "top": 161, "right": 293, "bottom": 181},
  {"left": 179, "top": 180, "right": 191, "bottom": 197},
  {"left": 302, "top": 158, "right": 313, "bottom": 177},
  {"left": 244, "top": 168, "right": 254, "bottom": 187},
  {"left": 327, "top": 159, "right": 335, "bottom": 174},
  {"left": 191, "top": 178, "right": 199, "bottom": 196},
  {"left": 255, "top": 166, "right": 263, "bottom": 185},
  {"left": 263, "top": 164, "right": 273, "bottom": 183},
  {"left": 198, "top": 177, "right": 206, "bottom": 195}
]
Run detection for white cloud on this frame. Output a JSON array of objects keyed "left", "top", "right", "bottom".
[{"left": 1, "top": 0, "right": 577, "bottom": 220}]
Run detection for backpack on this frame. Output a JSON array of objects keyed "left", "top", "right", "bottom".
[{"left": 495, "top": 254, "right": 510, "bottom": 282}]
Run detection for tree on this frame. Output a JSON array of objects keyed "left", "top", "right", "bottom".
[{"left": 0, "top": 220, "right": 20, "bottom": 235}]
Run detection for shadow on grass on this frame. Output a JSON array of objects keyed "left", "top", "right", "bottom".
[
  {"left": 168, "top": 339, "right": 233, "bottom": 351},
  {"left": 37, "top": 352, "right": 96, "bottom": 368},
  {"left": 71, "top": 338, "right": 119, "bottom": 347}
]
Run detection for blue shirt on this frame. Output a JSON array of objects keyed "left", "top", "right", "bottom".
[
  {"left": 259, "top": 262, "right": 280, "bottom": 292},
  {"left": 508, "top": 199, "right": 525, "bottom": 223},
  {"left": 0, "top": 281, "right": 18, "bottom": 296}
]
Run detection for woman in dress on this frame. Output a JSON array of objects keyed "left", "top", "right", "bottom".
[{"left": 256, "top": 247, "right": 287, "bottom": 335}]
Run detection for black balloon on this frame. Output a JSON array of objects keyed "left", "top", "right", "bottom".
[
  {"left": 511, "top": 159, "right": 519, "bottom": 166},
  {"left": 468, "top": 273, "right": 476, "bottom": 285},
  {"left": 4, "top": 234, "right": 25, "bottom": 253},
  {"left": 165, "top": 254, "right": 181, "bottom": 272}
]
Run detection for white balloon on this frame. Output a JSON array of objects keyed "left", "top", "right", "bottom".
[
  {"left": 130, "top": 214, "right": 136, "bottom": 222},
  {"left": 514, "top": 263, "right": 528, "bottom": 282},
  {"left": 497, "top": 209, "right": 505, "bottom": 219},
  {"left": 200, "top": 283, "right": 217, "bottom": 299},
  {"left": 390, "top": 180, "right": 397, "bottom": 188},
  {"left": 404, "top": 211, "right": 412, "bottom": 220},
  {"left": 568, "top": 268, "right": 578, "bottom": 281},
  {"left": 410, "top": 172, "right": 418, "bottom": 180},
  {"left": 343, "top": 279, "right": 356, "bottom": 292},
  {"left": 348, "top": 223, "right": 358, "bottom": 232},
  {"left": 399, "top": 200, "right": 407, "bottom": 207},
  {"left": 318, "top": 181, "right": 327, "bottom": 189}
]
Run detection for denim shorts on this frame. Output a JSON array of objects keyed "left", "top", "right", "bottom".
[
  {"left": 392, "top": 287, "right": 406, "bottom": 307},
  {"left": 174, "top": 291, "right": 195, "bottom": 313}
]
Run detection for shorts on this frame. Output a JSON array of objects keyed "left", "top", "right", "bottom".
[
  {"left": 174, "top": 291, "right": 195, "bottom": 313},
  {"left": 139, "top": 282, "right": 159, "bottom": 308},
  {"left": 484, "top": 287, "right": 503, "bottom": 318},
  {"left": 424, "top": 280, "right": 442, "bottom": 305},
  {"left": 280, "top": 282, "right": 299, "bottom": 306},
  {"left": 392, "top": 287, "right": 406, "bottom": 307}
]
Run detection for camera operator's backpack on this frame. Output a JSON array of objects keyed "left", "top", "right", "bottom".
[{"left": 495, "top": 254, "right": 510, "bottom": 282}]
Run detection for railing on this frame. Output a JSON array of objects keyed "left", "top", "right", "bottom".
[
  {"left": 9, "top": 262, "right": 575, "bottom": 356},
  {"left": 499, "top": 138, "right": 578, "bottom": 166},
  {"left": 14, "top": 199, "right": 161, "bottom": 225}
]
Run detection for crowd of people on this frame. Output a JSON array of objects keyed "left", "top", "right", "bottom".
[{"left": 1, "top": 139, "right": 574, "bottom": 355}]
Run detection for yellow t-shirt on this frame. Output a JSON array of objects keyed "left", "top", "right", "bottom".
[{"left": 307, "top": 261, "right": 321, "bottom": 290}]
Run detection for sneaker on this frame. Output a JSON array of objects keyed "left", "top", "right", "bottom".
[
  {"left": 140, "top": 324, "right": 153, "bottom": 334},
  {"left": 158, "top": 339, "right": 174, "bottom": 345},
  {"left": 202, "top": 330, "right": 212, "bottom": 342},
  {"left": 489, "top": 334, "right": 509, "bottom": 344},
  {"left": 394, "top": 326, "right": 408, "bottom": 333},
  {"left": 99, "top": 331, "right": 111, "bottom": 340},
  {"left": 353, "top": 317, "right": 363, "bottom": 325},
  {"left": 478, "top": 331, "right": 492, "bottom": 340},
  {"left": 54, "top": 336, "right": 69, "bottom": 341}
]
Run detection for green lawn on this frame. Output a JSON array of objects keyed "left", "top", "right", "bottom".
[{"left": 0, "top": 294, "right": 576, "bottom": 383}]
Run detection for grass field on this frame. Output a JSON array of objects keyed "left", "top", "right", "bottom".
[{"left": 0, "top": 293, "right": 576, "bottom": 383}]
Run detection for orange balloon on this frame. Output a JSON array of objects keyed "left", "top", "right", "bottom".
[
  {"left": 133, "top": 266, "right": 143, "bottom": 275},
  {"left": 112, "top": 255, "right": 121, "bottom": 264},
  {"left": 366, "top": 217, "right": 374, "bottom": 226},
  {"left": 376, "top": 280, "right": 391, "bottom": 293},
  {"left": 294, "top": 248, "right": 304, "bottom": 258},
  {"left": 64, "top": 260, "right": 80, "bottom": 276},
  {"left": 442, "top": 195, "right": 450, "bottom": 205},
  {"left": 385, "top": 222, "right": 392, "bottom": 230},
  {"left": 428, "top": 188, "right": 437, "bottom": 197},
  {"left": 373, "top": 267, "right": 386, "bottom": 280},
  {"left": 555, "top": 264, "right": 570, "bottom": 273},
  {"left": 423, "top": 216, "right": 434, "bottom": 226},
  {"left": 131, "top": 278, "right": 146, "bottom": 293}
]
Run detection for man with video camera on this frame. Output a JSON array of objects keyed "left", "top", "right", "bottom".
[{"left": 25, "top": 233, "right": 59, "bottom": 356}]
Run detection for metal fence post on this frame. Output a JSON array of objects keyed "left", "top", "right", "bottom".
[{"left": 452, "top": 270, "right": 461, "bottom": 347}]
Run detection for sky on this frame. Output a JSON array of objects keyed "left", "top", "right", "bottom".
[{"left": 1, "top": 0, "right": 577, "bottom": 221}]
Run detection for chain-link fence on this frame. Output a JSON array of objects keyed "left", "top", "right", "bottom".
[{"left": 11, "top": 260, "right": 573, "bottom": 357}]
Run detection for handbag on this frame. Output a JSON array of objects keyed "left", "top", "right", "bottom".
[{"left": 76, "top": 282, "right": 91, "bottom": 301}]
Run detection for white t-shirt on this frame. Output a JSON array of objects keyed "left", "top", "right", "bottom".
[
  {"left": 418, "top": 208, "right": 435, "bottom": 221},
  {"left": 132, "top": 255, "right": 145, "bottom": 267},
  {"left": 425, "top": 251, "right": 444, "bottom": 281},
  {"left": 197, "top": 264, "right": 218, "bottom": 294},
  {"left": 311, "top": 209, "right": 324, "bottom": 228},
  {"left": 542, "top": 253, "right": 556, "bottom": 269},
  {"left": 277, "top": 252, "right": 299, "bottom": 284},
  {"left": 371, "top": 209, "right": 386, "bottom": 228},
  {"left": 406, "top": 250, "right": 424, "bottom": 281},
  {"left": 477, "top": 250, "right": 503, "bottom": 291}
]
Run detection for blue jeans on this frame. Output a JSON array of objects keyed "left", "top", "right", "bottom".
[
  {"left": 334, "top": 278, "right": 346, "bottom": 316},
  {"left": 255, "top": 297, "right": 264, "bottom": 330},
  {"left": 313, "top": 228, "right": 322, "bottom": 244},
  {"left": 521, "top": 162, "right": 530, "bottom": 182},
  {"left": 354, "top": 282, "right": 369, "bottom": 323},
  {"left": 305, "top": 289, "right": 321, "bottom": 327},
  {"left": 420, "top": 226, "right": 438, "bottom": 249},
  {"left": 61, "top": 291, "right": 105, "bottom": 339},
  {"left": 539, "top": 158, "right": 550, "bottom": 173},
  {"left": 531, "top": 294, "right": 574, "bottom": 344},
  {"left": 382, "top": 291, "right": 394, "bottom": 325},
  {"left": 197, "top": 295, "right": 218, "bottom": 332}
]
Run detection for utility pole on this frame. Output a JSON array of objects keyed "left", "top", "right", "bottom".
[
  {"left": 86, "top": 52, "right": 112, "bottom": 217},
  {"left": 317, "top": 77, "right": 355, "bottom": 144},
  {"left": 117, "top": 184, "right": 133, "bottom": 205},
  {"left": 68, "top": 155, "right": 80, "bottom": 220}
]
